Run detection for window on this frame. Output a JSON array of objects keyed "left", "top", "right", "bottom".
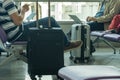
[{"left": 21, "top": 2, "right": 99, "bottom": 21}]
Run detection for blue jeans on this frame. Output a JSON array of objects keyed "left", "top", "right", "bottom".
[
  {"left": 87, "top": 21, "right": 104, "bottom": 31},
  {"left": 16, "top": 17, "right": 70, "bottom": 47}
]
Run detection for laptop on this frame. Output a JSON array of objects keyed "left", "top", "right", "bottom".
[{"left": 69, "top": 15, "right": 83, "bottom": 24}]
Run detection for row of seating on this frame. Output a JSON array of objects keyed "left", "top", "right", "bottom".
[
  {"left": 91, "top": 30, "right": 120, "bottom": 54},
  {"left": 0, "top": 24, "right": 120, "bottom": 80},
  {"left": 0, "top": 25, "right": 120, "bottom": 62}
]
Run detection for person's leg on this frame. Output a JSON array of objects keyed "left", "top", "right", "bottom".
[
  {"left": 15, "top": 24, "right": 32, "bottom": 41},
  {"left": 38, "top": 17, "right": 70, "bottom": 46},
  {"left": 87, "top": 21, "right": 104, "bottom": 31},
  {"left": 37, "top": 17, "right": 71, "bottom": 46},
  {"left": 17, "top": 17, "right": 82, "bottom": 49},
  {"left": 16, "top": 17, "right": 68, "bottom": 44}
]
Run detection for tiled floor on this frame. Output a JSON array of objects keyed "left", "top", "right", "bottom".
[{"left": 0, "top": 48, "right": 120, "bottom": 80}]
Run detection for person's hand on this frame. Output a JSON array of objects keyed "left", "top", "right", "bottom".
[
  {"left": 86, "top": 16, "right": 97, "bottom": 22},
  {"left": 21, "top": 4, "right": 29, "bottom": 13},
  {"left": 105, "top": 30, "right": 112, "bottom": 33},
  {"left": 86, "top": 16, "right": 91, "bottom": 22}
]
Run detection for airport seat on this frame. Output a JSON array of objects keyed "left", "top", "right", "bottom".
[
  {"left": 91, "top": 31, "right": 116, "bottom": 54},
  {"left": 58, "top": 65, "right": 120, "bottom": 80},
  {"left": 103, "top": 33, "right": 120, "bottom": 54},
  {"left": 103, "top": 33, "right": 120, "bottom": 42},
  {"left": 0, "top": 26, "right": 27, "bottom": 66}
]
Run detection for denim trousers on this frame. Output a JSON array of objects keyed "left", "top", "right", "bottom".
[
  {"left": 16, "top": 17, "right": 70, "bottom": 47},
  {"left": 87, "top": 21, "right": 104, "bottom": 31}
]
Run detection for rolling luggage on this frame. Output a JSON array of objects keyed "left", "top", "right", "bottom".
[
  {"left": 27, "top": 27, "right": 64, "bottom": 79},
  {"left": 70, "top": 24, "right": 91, "bottom": 63},
  {"left": 27, "top": 0, "right": 64, "bottom": 80}
]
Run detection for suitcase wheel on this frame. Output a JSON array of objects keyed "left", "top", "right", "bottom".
[
  {"left": 74, "top": 58, "right": 81, "bottom": 63},
  {"left": 30, "top": 75, "right": 36, "bottom": 80},
  {"left": 69, "top": 56, "right": 91, "bottom": 63},
  {"left": 69, "top": 56, "right": 81, "bottom": 63},
  {"left": 69, "top": 56, "right": 74, "bottom": 60},
  {"left": 30, "top": 74, "right": 42, "bottom": 80}
]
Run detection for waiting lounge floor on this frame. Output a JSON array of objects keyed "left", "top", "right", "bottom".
[{"left": 0, "top": 48, "right": 120, "bottom": 80}]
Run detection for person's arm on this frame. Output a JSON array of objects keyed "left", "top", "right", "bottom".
[
  {"left": 96, "top": 0, "right": 120, "bottom": 23},
  {"left": 86, "top": 16, "right": 97, "bottom": 22},
  {"left": 94, "top": 1, "right": 104, "bottom": 18},
  {"left": 3, "top": 0, "right": 29, "bottom": 26},
  {"left": 86, "top": 1, "right": 103, "bottom": 22},
  {"left": 10, "top": 4, "right": 29, "bottom": 26}
]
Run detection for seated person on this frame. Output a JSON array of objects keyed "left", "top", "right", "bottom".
[
  {"left": 87, "top": 0, "right": 120, "bottom": 31},
  {"left": 0, "top": 0, "right": 82, "bottom": 51},
  {"left": 67, "top": 0, "right": 120, "bottom": 54},
  {"left": 107, "top": 14, "right": 120, "bottom": 34}
]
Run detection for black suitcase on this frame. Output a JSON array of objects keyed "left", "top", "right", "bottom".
[
  {"left": 27, "top": 27, "right": 64, "bottom": 80},
  {"left": 27, "top": 0, "right": 64, "bottom": 79}
]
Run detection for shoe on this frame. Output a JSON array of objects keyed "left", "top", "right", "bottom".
[{"left": 64, "top": 40, "right": 83, "bottom": 52}]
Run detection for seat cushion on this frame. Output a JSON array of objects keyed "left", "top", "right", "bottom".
[
  {"left": 103, "top": 34, "right": 120, "bottom": 42},
  {"left": 58, "top": 65, "right": 120, "bottom": 80},
  {"left": 91, "top": 31, "right": 111, "bottom": 37}
]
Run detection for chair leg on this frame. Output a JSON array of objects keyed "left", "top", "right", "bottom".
[
  {"left": 0, "top": 53, "right": 15, "bottom": 66},
  {"left": 92, "top": 36, "right": 116, "bottom": 54},
  {"left": 92, "top": 37, "right": 100, "bottom": 44},
  {"left": 19, "top": 54, "right": 28, "bottom": 63},
  {"left": 13, "top": 49, "right": 27, "bottom": 63},
  {"left": 102, "top": 38, "right": 116, "bottom": 54},
  {"left": 0, "top": 52, "right": 28, "bottom": 67}
]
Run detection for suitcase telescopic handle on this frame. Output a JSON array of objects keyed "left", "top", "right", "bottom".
[
  {"left": 48, "top": 0, "right": 51, "bottom": 28},
  {"left": 36, "top": 0, "right": 39, "bottom": 28},
  {"left": 36, "top": 0, "right": 51, "bottom": 28}
]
